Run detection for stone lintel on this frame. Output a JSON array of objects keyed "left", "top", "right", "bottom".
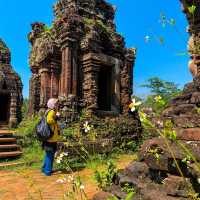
[
  {"left": 60, "top": 37, "right": 78, "bottom": 50},
  {"left": 81, "top": 53, "right": 123, "bottom": 67}
]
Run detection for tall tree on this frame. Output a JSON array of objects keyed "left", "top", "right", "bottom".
[{"left": 141, "top": 77, "right": 181, "bottom": 101}]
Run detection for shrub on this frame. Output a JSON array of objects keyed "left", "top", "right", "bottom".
[{"left": 15, "top": 115, "right": 40, "bottom": 147}]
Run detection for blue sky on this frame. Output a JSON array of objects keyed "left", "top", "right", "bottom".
[{"left": 0, "top": 0, "right": 190, "bottom": 98}]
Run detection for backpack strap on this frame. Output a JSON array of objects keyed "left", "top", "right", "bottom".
[{"left": 45, "top": 109, "right": 52, "bottom": 117}]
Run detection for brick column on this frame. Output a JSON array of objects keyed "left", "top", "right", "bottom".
[
  {"left": 28, "top": 67, "right": 40, "bottom": 115},
  {"left": 72, "top": 44, "right": 78, "bottom": 96},
  {"left": 82, "top": 56, "right": 100, "bottom": 113},
  {"left": 121, "top": 48, "right": 136, "bottom": 114},
  {"left": 59, "top": 42, "right": 78, "bottom": 97},
  {"left": 39, "top": 68, "right": 50, "bottom": 108},
  {"left": 50, "top": 63, "right": 60, "bottom": 98},
  {"left": 60, "top": 46, "right": 72, "bottom": 96}
]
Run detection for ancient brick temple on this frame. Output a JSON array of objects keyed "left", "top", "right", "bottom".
[
  {"left": 163, "top": 0, "right": 200, "bottom": 128},
  {"left": 0, "top": 39, "right": 23, "bottom": 127},
  {"left": 28, "top": 0, "right": 136, "bottom": 116}
]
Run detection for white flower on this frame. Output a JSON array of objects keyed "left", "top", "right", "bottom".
[
  {"left": 83, "top": 121, "right": 91, "bottom": 133},
  {"left": 63, "top": 152, "right": 68, "bottom": 156},
  {"left": 56, "top": 157, "right": 62, "bottom": 164},
  {"left": 129, "top": 98, "right": 142, "bottom": 112},
  {"left": 56, "top": 159, "right": 61, "bottom": 164},
  {"left": 60, "top": 153, "right": 64, "bottom": 158},
  {"left": 80, "top": 185, "right": 85, "bottom": 190}
]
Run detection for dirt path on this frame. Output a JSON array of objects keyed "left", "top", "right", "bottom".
[
  {"left": 0, "top": 155, "right": 136, "bottom": 200},
  {"left": 0, "top": 168, "right": 98, "bottom": 200}
]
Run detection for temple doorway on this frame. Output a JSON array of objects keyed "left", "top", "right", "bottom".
[
  {"left": 98, "top": 66, "right": 112, "bottom": 111},
  {"left": 0, "top": 93, "right": 10, "bottom": 123}
]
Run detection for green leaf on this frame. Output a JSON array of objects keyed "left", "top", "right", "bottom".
[
  {"left": 125, "top": 192, "right": 134, "bottom": 200},
  {"left": 155, "top": 153, "right": 160, "bottom": 160},
  {"left": 170, "top": 130, "right": 177, "bottom": 141},
  {"left": 188, "top": 5, "right": 196, "bottom": 14}
]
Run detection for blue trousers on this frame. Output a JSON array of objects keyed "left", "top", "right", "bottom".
[{"left": 42, "top": 149, "right": 56, "bottom": 176}]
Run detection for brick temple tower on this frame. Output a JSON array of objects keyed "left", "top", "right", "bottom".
[
  {"left": 0, "top": 39, "right": 23, "bottom": 127},
  {"left": 28, "top": 0, "right": 136, "bottom": 116}
]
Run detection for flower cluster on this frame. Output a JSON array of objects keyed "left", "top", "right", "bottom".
[
  {"left": 56, "top": 175, "right": 75, "bottom": 184},
  {"left": 56, "top": 152, "right": 68, "bottom": 164}
]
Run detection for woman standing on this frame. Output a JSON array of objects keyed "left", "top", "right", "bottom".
[{"left": 42, "top": 98, "right": 60, "bottom": 176}]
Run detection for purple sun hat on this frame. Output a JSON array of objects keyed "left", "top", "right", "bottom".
[{"left": 47, "top": 98, "right": 58, "bottom": 109}]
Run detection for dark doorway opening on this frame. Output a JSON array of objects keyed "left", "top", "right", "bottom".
[
  {"left": 0, "top": 93, "right": 10, "bottom": 123},
  {"left": 98, "top": 66, "right": 112, "bottom": 111}
]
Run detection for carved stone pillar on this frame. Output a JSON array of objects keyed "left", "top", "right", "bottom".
[
  {"left": 60, "top": 46, "right": 72, "bottom": 96},
  {"left": 82, "top": 54, "right": 100, "bottom": 113},
  {"left": 72, "top": 44, "right": 78, "bottom": 96},
  {"left": 60, "top": 42, "right": 78, "bottom": 97},
  {"left": 121, "top": 48, "right": 136, "bottom": 114},
  {"left": 39, "top": 68, "right": 50, "bottom": 108},
  {"left": 28, "top": 67, "right": 40, "bottom": 115},
  {"left": 50, "top": 63, "right": 60, "bottom": 98},
  {"left": 120, "top": 65, "right": 130, "bottom": 115}
]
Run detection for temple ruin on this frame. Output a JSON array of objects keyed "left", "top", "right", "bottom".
[
  {"left": 0, "top": 39, "right": 23, "bottom": 128},
  {"left": 163, "top": 0, "right": 200, "bottom": 128},
  {"left": 28, "top": 0, "right": 136, "bottom": 116}
]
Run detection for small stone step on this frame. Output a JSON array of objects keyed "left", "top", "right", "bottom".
[
  {"left": 0, "top": 144, "right": 20, "bottom": 150},
  {"left": 0, "top": 151, "right": 22, "bottom": 158},
  {"left": 0, "top": 129, "right": 15, "bottom": 134},
  {"left": 0, "top": 130, "right": 15, "bottom": 135},
  {"left": 0, "top": 138, "right": 16, "bottom": 143},
  {"left": 0, "top": 124, "right": 9, "bottom": 130}
]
